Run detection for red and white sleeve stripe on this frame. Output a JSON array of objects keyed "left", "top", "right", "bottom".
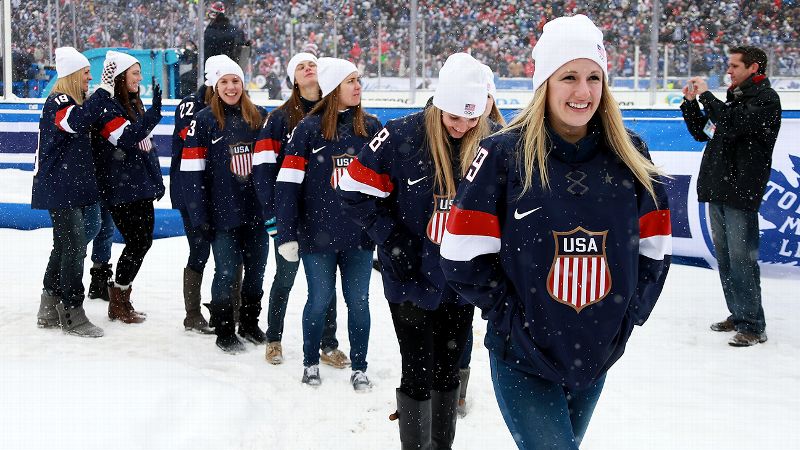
[
  {"left": 100, "top": 117, "right": 131, "bottom": 146},
  {"left": 180, "top": 147, "right": 207, "bottom": 171},
  {"left": 440, "top": 205, "right": 502, "bottom": 262},
  {"left": 253, "top": 138, "right": 279, "bottom": 166},
  {"left": 276, "top": 155, "right": 307, "bottom": 184},
  {"left": 639, "top": 209, "right": 672, "bottom": 260},
  {"left": 54, "top": 106, "right": 77, "bottom": 134},
  {"left": 178, "top": 126, "right": 189, "bottom": 141},
  {"left": 338, "top": 158, "right": 394, "bottom": 198}
]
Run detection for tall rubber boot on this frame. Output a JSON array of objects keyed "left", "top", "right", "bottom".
[
  {"left": 231, "top": 264, "right": 243, "bottom": 324},
  {"left": 457, "top": 368, "right": 470, "bottom": 418},
  {"left": 431, "top": 386, "right": 460, "bottom": 450},
  {"left": 183, "top": 267, "right": 213, "bottom": 334},
  {"left": 390, "top": 389, "right": 432, "bottom": 450},
  {"left": 238, "top": 294, "right": 266, "bottom": 344},
  {"left": 206, "top": 302, "right": 245, "bottom": 354},
  {"left": 88, "top": 263, "right": 112, "bottom": 301},
  {"left": 37, "top": 290, "right": 61, "bottom": 328}
]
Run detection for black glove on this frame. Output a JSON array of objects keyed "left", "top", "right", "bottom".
[
  {"left": 151, "top": 80, "right": 162, "bottom": 110},
  {"left": 199, "top": 223, "right": 215, "bottom": 242},
  {"left": 382, "top": 228, "right": 421, "bottom": 282}
]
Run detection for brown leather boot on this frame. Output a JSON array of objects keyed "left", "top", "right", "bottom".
[{"left": 108, "top": 285, "right": 145, "bottom": 324}]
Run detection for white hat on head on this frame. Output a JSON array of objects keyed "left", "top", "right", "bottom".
[
  {"left": 317, "top": 57, "right": 358, "bottom": 98},
  {"left": 287, "top": 52, "right": 318, "bottom": 85},
  {"left": 55, "top": 47, "right": 90, "bottom": 79},
  {"left": 481, "top": 63, "right": 497, "bottom": 98},
  {"left": 433, "top": 53, "right": 487, "bottom": 118},
  {"left": 531, "top": 14, "right": 608, "bottom": 93},
  {"left": 206, "top": 55, "right": 245, "bottom": 90},
  {"left": 104, "top": 50, "right": 140, "bottom": 78},
  {"left": 204, "top": 55, "right": 228, "bottom": 87}
]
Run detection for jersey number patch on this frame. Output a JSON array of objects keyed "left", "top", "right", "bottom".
[{"left": 465, "top": 147, "right": 488, "bottom": 182}]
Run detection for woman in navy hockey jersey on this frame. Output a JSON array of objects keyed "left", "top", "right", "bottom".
[
  {"left": 32, "top": 47, "right": 108, "bottom": 337},
  {"left": 170, "top": 55, "right": 226, "bottom": 335},
  {"left": 439, "top": 16, "right": 672, "bottom": 449},
  {"left": 337, "top": 53, "right": 493, "bottom": 449},
  {"left": 91, "top": 50, "right": 163, "bottom": 325},
  {"left": 253, "top": 53, "right": 347, "bottom": 368},
  {"left": 274, "top": 58, "right": 381, "bottom": 390},
  {"left": 180, "top": 56, "right": 268, "bottom": 353}
]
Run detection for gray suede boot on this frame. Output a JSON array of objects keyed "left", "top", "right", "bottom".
[
  {"left": 431, "top": 386, "right": 460, "bottom": 450},
  {"left": 183, "top": 267, "right": 213, "bottom": 334},
  {"left": 391, "top": 389, "right": 432, "bottom": 450},
  {"left": 37, "top": 290, "right": 61, "bottom": 328},
  {"left": 56, "top": 303, "right": 104, "bottom": 338}
]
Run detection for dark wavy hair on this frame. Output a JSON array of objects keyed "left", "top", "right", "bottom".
[
  {"left": 729, "top": 46, "right": 768, "bottom": 75},
  {"left": 113, "top": 67, "right": 144, "bottom": 121}
]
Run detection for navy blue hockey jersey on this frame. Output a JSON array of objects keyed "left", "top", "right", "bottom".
[
  {"left": 440, "top": 126, "right": 672, "bottom": 389},
  {"left": 170, "top": 86, "right": 209, "bottom": 211},
  {"left": 91, "top": 92, "right": 164, "bottom": 206},
  {"left": 31, "top": 90, "right": 107, "bottom": 210},
  {"left": 274, "top": 108, "right": 381, "bottom": 255},
  {"left": 180, "top": 103, "right": 268, "bottom": 231}
]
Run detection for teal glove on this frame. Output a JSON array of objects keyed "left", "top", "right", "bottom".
[{"left": 265, "top": 217, "right": 277, "bottom": 237}]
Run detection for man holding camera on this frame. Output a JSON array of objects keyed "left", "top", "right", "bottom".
[{"left": 680, "top": 46, "right": 782, "bottom": 347}]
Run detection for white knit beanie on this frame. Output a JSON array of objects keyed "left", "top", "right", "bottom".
[
  {"left": 104, "top": 50, "right": 140, "bottom": 78},
  {"left": 531, "top": 14, "right": 608, "bottom": 93},
  {"left": 317, "top": 57, "right": 358, "bottom": 98},
  {"left": 204, "top": 55, "right": 227, "bottom": 87},
  {"left": 55, "top": 47, "right": 90, "bottom": 79},
  {"left": 481, "top": 63, "right": 497, "bottom": 98},
  {"left": 433, "top": 53, "right": 487, "bottom": 118},
  {"left": 287, "top": 52, "right": 318, "bottom": 85},
  {"left": 206, "top": 55, "right": 245, "bottom": 90}
]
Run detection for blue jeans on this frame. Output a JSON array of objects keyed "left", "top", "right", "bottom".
[
  {"left": 709, "top": 202, "right": 765, "bottom": 334},
  {"left": 490, "top": 353, "right": 605, "bottom": 450},
  {"left": 43, "top": 204, "right": 97, "bottom": 308},
  {"left": 179, "top": 209, "right": 211, "bottom": 273},
  {"left": 91, "top": 204, "right": 115, "bottom": 264},
  {"left": 301, "top": 249, "right": 372, "bottom": 371},
  {"left": 210, "top": 223, "right": 269, "bottom": 307},
  {"left": 266, "top": 247, "right": 340, "bottom": 349},
  {"left": 83, "top": 202, "right": 101, "bottom": 244}
]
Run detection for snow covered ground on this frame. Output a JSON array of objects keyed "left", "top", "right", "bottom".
[{"left": 2, "top": 168, "right": 799, "bottom": 449}]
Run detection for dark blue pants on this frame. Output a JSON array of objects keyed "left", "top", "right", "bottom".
[
  {"left": 43, "top": 204, "right": 97, "bottom": 308},
  {"left": 709, "top": 202, "right": 766, "bottom": 334},
  {"left": 179, "top": 209, "right": 211, "bottom": 273},
  {"left": 266, "top": 247, "right": 339, "bottom": 349},
  {"left": 90, "top": 203, "right": 115, "bottom": 264},
  {"left": 490, "top": 353, "right": 605, "bottom": 450},
  {"left": 301, "top": 250, "right": 372, "bottom": 371},
  {"left": 210, "top": 223, "right": 269, "bottom": 307}
]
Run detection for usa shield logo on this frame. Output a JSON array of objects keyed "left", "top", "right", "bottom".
[
  {"left": 546, "top": 226, "right": 612, "bottom": 312},
  {"left": 229, "top": 141, "right": 253, "bottom": 177},
  {"left": 330, "top": 153, "right": 355, "bottom": 188},
  {"left": 426, "top": 195, "right": 453, "bottom": 244}
]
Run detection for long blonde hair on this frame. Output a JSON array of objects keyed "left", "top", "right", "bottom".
[
  {"left": 424, "top": 106, "right": 492, "bottom": 198},
  {"left": 210, "top": 90, "right": 263, "bottom": 131},
  {"left": 51, "top": 70, "right": 87, "bottom": 105},
  {"left": 309, "top": 85, "right": 371, "bottom": 141},
  {"left": 504, "top": 79, "right": 663, "bottom": 201}
]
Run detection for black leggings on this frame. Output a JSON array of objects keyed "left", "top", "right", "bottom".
[
  {"left": 389, "top": 301, "right": 474, "bottom": 401},
  {"left": 108, "top": 199, "right": 154, "bottom": 286}
]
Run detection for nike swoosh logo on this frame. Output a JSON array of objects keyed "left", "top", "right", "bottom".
[
  {"left": 407, "top": 176, "right": 426, "bottom": 186},
  {"left": 514, "top": 207, "right": 541, "bottom": 220},
  {"left": 312, "top": 146, "right": 326, "bottom": 154},
  {"left": 211, "top": 136, "right": 223, "bottom": 144}
]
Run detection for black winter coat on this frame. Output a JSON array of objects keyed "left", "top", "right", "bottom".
[
  {"left": 204, "top": 17, "right": 245, "bottom": 61},
  {"left": 681, "top": 75, "right": 782, "bottom": 211}
]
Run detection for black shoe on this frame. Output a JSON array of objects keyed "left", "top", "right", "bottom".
[
  {"left": 710, "top": 319, "right": 735, "bottom": 332},
  {"left": 728, "top": 331, "right": 768, "bottom": 347},
  {"left": 88, "top": 264, "right": 112, "bottom": 301},
  {"left": 238, "top": 323, "right": 267, "bottom": 344},
  {"left": 216, "top": 334, "right": 246, "bottom": 353}
]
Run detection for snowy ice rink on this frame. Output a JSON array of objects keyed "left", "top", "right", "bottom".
[{"left": 2, "top": 168, "right": 798, "bottom": 449}]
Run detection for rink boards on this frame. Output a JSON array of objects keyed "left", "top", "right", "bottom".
[{"left": 1, "top": 101, "right": 798, "bottom": 278}]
